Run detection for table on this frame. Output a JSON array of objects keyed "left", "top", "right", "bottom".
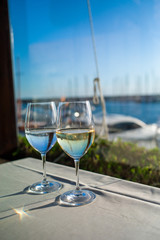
[{"left": 1, "top": 158, "right": 160, "bottom": 240}]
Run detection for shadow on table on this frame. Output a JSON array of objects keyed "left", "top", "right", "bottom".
[
  {"left": 0, "top": 163, "right": 79, "bottom": 199},
  {"left": 0, "top": 188, "right": 104, "bottom": 220},
  {"left": 0, "top": 163, "right": 107, "bottom": 220},
  {"left": 0, "top": 186, "right": 105, "bottom": 221},
  {"left": 0, "top": 197, "right": 59, "bottom": 220}
]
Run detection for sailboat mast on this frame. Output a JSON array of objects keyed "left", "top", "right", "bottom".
[{"left": 87, "top": 0, "right": 108, "bottom": 138}]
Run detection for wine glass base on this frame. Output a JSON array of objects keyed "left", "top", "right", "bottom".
[
  {"left": 60, "top": 189, "right": 96, "bottom": 206},
  {"left": 28, "top": 181, "right": 62, "bottom": 194}
]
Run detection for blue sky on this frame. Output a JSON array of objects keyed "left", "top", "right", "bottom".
[{"left": 8, "top": 0, "right": 160, "bottom": 99}]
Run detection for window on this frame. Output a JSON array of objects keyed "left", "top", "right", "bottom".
[
  {"left": 7, "top": 0, "right": 160, "bottom": 187},
  {"left": 109, "top": 122, "right": 141, "bottom": 133}
]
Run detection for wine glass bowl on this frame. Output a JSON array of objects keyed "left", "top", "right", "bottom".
[
  {"left": 56, "top": 101, "right": 96, "bottom": 206},
  {"left": 25, "top": 102, "right": 62, "bottom": 194}
]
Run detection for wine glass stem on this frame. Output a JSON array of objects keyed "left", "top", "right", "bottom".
[
  {"left": 41, "top": 153, "right": 47, "bottom": 183},
  {"left": 74, "top": 159, "right": 80, "bottom": 191}
]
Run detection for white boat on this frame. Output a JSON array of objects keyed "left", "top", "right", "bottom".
[{"left": 93, "top": 113, "right": 160, "bottom": 143}]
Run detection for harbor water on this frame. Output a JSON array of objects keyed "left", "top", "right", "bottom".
[
  {"left": 93, "top": 100, "right": 160, "bottom": 125},
  {"left": 21, "top": 100, "right": 160, "bottom": 125},
  {"left": 20, "top": 100, "right": 160, "bottom": 149}
]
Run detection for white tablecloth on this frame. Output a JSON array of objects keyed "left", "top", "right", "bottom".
[{"left": 0, "top": 158, "right": 160, "bottom": 240}]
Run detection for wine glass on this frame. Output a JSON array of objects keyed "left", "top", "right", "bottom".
[
  {"left": 56, "top": 101, "right": 96, "bottom": 206},
  {"left": 25, "top": 102, "right": 62, "bottom": 194}
]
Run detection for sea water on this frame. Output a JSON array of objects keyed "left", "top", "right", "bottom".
[
  {"left": 93, "top": 101, "right": 160, "bottom": 125},
  {"left": 21, "top": 100, "right": 160, "bottom": 124}
]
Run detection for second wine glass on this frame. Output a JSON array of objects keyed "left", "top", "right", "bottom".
[
  {"left": 25, "top": 102, "right": 62, "bottom": 194},
  {"left": 56, "top": 101, "right": 96, "bottom": 206}
]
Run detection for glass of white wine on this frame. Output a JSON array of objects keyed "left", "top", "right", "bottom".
[
  {"left": 56, "top": 101, "right": 96, "bottom": 206},
  {"left": 25, "top": 102, "right": 62, "bottom": 194}
]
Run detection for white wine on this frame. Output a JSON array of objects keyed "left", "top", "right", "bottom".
[
  {"left": 26, "top": 129, "right": 56, "bottom": 154},
  {"left": 56, "top": 128, "right": 95, "bottom": 159}
]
